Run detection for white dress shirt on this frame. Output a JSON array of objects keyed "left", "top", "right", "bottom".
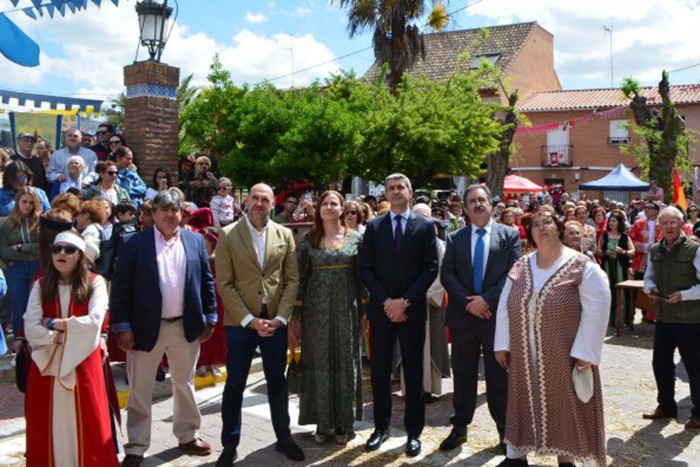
[
  {"left": 240, "top": 215, "right": 287, "bottom": 327},
  {"left": 471, "top": 219, "right": 493, "bottom": 272},
  {"left": 390, "top": 209, "right": 410, "bottom": 237},
  {"left": 154, "top": 227, "right": 186, "bottom": 319}
]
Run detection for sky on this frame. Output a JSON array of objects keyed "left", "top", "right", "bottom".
[{"left": 2, "top": 0, "right": 700, "bottom": 111}]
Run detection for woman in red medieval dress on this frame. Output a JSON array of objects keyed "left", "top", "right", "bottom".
[{"left": 24, "top": 231, "right": 118, "bottom": 466}]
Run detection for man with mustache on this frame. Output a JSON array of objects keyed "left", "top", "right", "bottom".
[{"left": 439, "top": 185, "right": 521, "bottom": 451}]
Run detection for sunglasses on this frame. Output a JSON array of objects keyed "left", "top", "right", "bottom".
[
  {"left": 50, "top": 244, "right": 80, "bottom": 255},
  {"left": 105, "top": 171, "right": 118, "bottom": 176},
  {"left": 109, "top": 140, "right": 121, "bottom": 145},
  {"left": 645, "top": 206, "right": 658, "bottom": 211},
  {"left": 95, "top": 131, "right": 107, "bottom": 136},
  {"left": 14, "top": 175, "right": 28, "bottom": 182}
]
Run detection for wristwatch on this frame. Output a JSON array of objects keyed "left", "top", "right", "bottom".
[
  {"left": 46, "top": 318, "right": 55, "bottom": 331},
  {"left": 403, "top": 298, "right": 412, "bottom": 308}
]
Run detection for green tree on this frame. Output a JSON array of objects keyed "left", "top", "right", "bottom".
[
  {"left": 332, "top": 0, "right": 449, "bottom": 93},
  {"left": 622, "top": 71, "right": 690, "bottom": 202},
  {"left": 347, "top": 62, "right": 502, "bottom": 185}
]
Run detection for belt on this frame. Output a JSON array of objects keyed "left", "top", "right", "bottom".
[{"left": 162, "top": 316, "right": 183, "bottom": 322}]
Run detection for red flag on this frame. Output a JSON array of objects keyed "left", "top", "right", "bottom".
[{"left": 673, "top": 169, "right": 688, "bottom": 211}]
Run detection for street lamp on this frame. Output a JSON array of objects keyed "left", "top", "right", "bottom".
[{"left": 135, "top": 0, "right": 173, "bottom": 62}]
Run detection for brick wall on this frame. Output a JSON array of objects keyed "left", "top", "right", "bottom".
[{"left": 123, "top": 62, "right": 180, "bottom": 187}]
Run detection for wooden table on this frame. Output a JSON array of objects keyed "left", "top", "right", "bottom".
[{"left": 614, "top": 279, "right": 649, "bottom": 336}]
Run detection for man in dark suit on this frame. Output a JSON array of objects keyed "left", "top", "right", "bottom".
[
  {"left": 360, "top": 173, "right": 438, "bottom": 458},
  {"left": 111, "top": 188, "right": 217, "bottom": 467},
  {"left": 439, "top": 184, "right": 521, "bottom": 451}
]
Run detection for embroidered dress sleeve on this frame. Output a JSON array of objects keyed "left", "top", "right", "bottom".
[
  {"left": 494, "top": 278, "right": 513, "bottom": 352},
  {"left": 570, "top": 262, "right": 610, "bottom": 365},
  {"left": 60, "top": 276, "right": 109, "bottom": 378}
]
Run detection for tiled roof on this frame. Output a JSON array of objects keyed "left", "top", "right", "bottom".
[
  {"left": 518, "top": 84, "right": 700, "bottom": 112},
  {"left": 363, "top": 21, "right": 540, "bottom": 82}
]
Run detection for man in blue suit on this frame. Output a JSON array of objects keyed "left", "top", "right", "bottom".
[
  {"left": 360, "top": 173, "right": 438, "bottom": 458},
  {"left": 111, "top": 188, "right": 217, "bottom": 467},
  {"left": 439, "top": 185, "right": 521, "bottom": 452}
]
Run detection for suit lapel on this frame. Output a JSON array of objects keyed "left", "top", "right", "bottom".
[
  {"left": 262, "top": 223, "right": 276, "bottom": 273},
  {"left": 236, "top": 221, "right": 263, "bottom": 273},
  {"left": 484, "top": 224, "right": 500, "bottom": 280},
  {"left": 463, "top": 225, "right": 474, "bottom": 286},
  {"left": 145, "top": 229, "right": 159, "bottom": 282},
  {"left": 180, "top": 228, "right": 193, "bottom": 284}
]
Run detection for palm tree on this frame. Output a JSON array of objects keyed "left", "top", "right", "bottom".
[{"left": 333, "top": 0, "right": 448, "bottom": 93}]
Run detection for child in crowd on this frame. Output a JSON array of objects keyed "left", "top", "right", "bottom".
[
  {"left": 196, "top": 227, "right": 226, "bottom": 377},
  {"left": 209, "top": 177, "right": 237, "bottom": 228}
]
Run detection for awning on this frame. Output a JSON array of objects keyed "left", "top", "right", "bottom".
[
  {"left": 503, "top": 174, "right": 543, "bottom": 193},
  {"left": 578, "top": 163, "right": 649, "bottom": 191}
]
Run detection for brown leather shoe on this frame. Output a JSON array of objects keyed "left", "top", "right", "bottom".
[
  {"left": 120, "top": 454, "right": 143, "bottom": 467},
  {"left": 685, "top": 416, "right": 700, "bottom": 430},
  {"left": 642, "top": 408, "right": 676, "bottom": 420},
  {"left": 179, "top": 437, "right": 212, "bottom": 456}
]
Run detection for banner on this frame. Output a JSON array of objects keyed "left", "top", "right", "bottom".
[
  {"left": 673, "top": 168, "right": 688, "bottom": 211},
  {"left": 9, "top": 111, "right": 63, "bottom": 152}
]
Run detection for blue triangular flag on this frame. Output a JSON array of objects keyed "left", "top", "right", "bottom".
[
  {"left": 51, "top": 0, "right": 62, "bottom": 6},
  {"left": 66, "top": 1, "right": 76, "bottom": 13},
  {"left": 111, "top": 0, "right": 119, "bottom": 6},
  {"left": 22, "top": 8, "right": 37, "bottom": 19},
  {"left": 10, "top": 0, "right": 20, "bottom": 7},
  {"left": 58, "top": 2, "right": 66, "bottom": 16},
  {"left": 35, "top": 6, "right": 43, "bottom": 16},
  {"left": 0, "top": 13, "right": 40, "bottom": 67},
  {"left": 83, "top": 0, "right": 89, "bottom": 8},
  {"left": 46, "top": 4, "right": 55, "bottom": 18},
  {"left": 91, "top": 0, "right": 102, "bottom": 5},
  {"left": 31, "top": 0, "right": 42, "bottom": 8}
]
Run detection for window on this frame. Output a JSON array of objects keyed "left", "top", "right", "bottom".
[
  {"left": 469, "top": 53, "right": 501, "bottom": 69},
  {"left": 609, "top": 120, "right": 629, "bottom": 145}
]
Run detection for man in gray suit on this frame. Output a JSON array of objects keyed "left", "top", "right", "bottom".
[{"left": 439, "top": 185, "right": 521, "bottom": 451}]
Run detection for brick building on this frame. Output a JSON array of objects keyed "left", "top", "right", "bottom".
[{"left": 513, "top": 85, "right": 700, "bottom": 202}]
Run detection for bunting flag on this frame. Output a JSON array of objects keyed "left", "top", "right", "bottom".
[
  {"left": 22, "top": 7, "right": 37, "bottom": 19},
  {"left": 516, "top": 105, "right": 629, "bottom": 136},
  {"left": 10, "top": 0, "right": 20, "bottom": 7},
  {"left": 673, "top": 169, "right": 688, "bottom": 211},
  {"left": 45, "top": 3, "right": 55, "bottom": 17},
  {"left": 0, "top": 13, "right": 40, "bottom": 66},
  {"left": 31, "top": 0, "right": 43, "bottom": 8}
]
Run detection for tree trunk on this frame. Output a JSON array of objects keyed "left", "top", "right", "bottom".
[{"left": 487, "top": 91, "right": 519, "bottom": 198}]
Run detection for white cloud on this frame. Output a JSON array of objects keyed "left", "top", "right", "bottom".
[
  {"left": 244, "top": 12, "right": 268, "bottom": 23},
  {"left": 294, "top": 7, "right": 312, "bottom": 17}
]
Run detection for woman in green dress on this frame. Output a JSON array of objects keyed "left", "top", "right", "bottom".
[
  {"left": 290, "top": 190, "right": 367, "bottom": 444},
  {"left": 597, "top": 210, "right": 635, "bottom": 326}
]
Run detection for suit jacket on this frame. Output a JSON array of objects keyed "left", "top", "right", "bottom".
[
  {"left": 109, "top": 227, "right": 217, "bottom": 352},
  {"left": 215, "top": 218, "right": 299, "bottom": 326},
  {"left": 441, "top": 222, "right": 521, "bottom": 331},
  {"left": 359, "top": 212, "right": 438, "bottom": 322}
]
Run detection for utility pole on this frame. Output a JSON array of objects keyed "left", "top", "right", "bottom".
[
  {"left": 603, "top": 25, "right": 614, "bottom": 87},
  {"left": 289, "top": 34, "right": 295, "bottom": 88}
]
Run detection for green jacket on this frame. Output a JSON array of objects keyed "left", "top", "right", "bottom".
[
  {"left": 83, "top": 184, "right": 131, "bottom": 204},
  {"left": 650, "top": 236, "right": 700, "bottom": 323},
  {"left": 0, "top": 218, "right": 40, "bottom": 269}
]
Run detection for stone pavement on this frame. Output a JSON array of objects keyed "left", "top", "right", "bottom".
[{"left": 1, "top": 317, "right": 700, "bottom": 465}]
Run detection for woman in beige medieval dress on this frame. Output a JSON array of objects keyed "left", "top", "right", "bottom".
[{"left": 494, "top": 205, "right": 610, "bottom": 467}]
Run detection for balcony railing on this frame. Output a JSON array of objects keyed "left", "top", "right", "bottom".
[
  {"left": 541, "top": 144, "right": 573, "bottom": 167},
  {"left": 608, "top": 136, "right": 629, "bottom": 145}
]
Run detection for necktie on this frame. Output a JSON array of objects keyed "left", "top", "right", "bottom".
[
  {"left": 473, "top": 227, "right": 486, "bottom": 294},
  {"left": 394, "top": 215, "right": 403, "bottom": 252}
]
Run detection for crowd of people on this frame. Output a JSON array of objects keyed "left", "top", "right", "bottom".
[{"left": 1, "top": 126, "right": 700, "bottom": 466}]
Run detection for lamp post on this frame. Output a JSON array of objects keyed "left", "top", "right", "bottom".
[{"left": 135, "top": 0, "right": 173, "bottom": 62}]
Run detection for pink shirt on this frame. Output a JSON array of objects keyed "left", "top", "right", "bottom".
[{"left": 154, "top": 227, "right": 186, "bottom": 319}]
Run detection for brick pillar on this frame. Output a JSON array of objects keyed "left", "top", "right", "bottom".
[{"left": 123, "top": 62, "right": 180, "bottom": 186}]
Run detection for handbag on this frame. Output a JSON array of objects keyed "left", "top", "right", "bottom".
[
  {"left": 572, "top": 366, "right": 594, "bottom": 403},
  {"left": 15, "top": 341, "right": 31, "bottom": 394},
  {"left": 286, "top": 340, "right": 302, "bottom": 394}
]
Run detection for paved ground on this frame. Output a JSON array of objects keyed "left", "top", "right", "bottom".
[{"left": 1, "top": 315, "right": 699, "bottom": 466}]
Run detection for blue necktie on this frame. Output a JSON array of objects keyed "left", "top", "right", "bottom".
[
  {"left": 473, "top": 227, "right": 486, "bottom": 294},
  {"left": 394, "top": 215, "right": 403, "bottom": 252}
]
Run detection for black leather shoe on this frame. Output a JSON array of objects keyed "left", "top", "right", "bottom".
[
  {"left": 276, "top": 437, "right": 305, "bottom": 462},
  {"left": 365, "top": 429, "right": 390, "bottom": 451},
  {"left": 439, "top": 428, "right": 467, "bottom": 451},
  {"left": 642, "top": 408, "right": 677, "bottom": 420},
  {"left": 497, "top": 457, "right": 528, "bottom": 466},
  {"left": 216, "top": 446, "right": 237, "bottom": 466},
  {"left": 120, "top": 455, "right": 143, "bottom": 467},
  {"left": 406, "top": 437, "right": 421, "bottom": 457}
]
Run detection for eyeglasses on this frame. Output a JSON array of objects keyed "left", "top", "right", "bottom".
[
  {"left": 531, "top": 218, "right": 555, "bottom": 229},
  {"left": 14, "top": 175, "right": 28, "bottom": 182},
  {"left": 109, "top": 140, "right": 121, "bottom": 145},
  {"left": 346, "top": 211, "right": 358, "bottom": 215},
  {"left": 95, "top": 131, "right": 107, "bottom": 136},
  {"left": 50, "top": 244, "right": 79, "bottom": 255},
  {"left": 105, "top": 171, "right": 118, "bottom": 176}
]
